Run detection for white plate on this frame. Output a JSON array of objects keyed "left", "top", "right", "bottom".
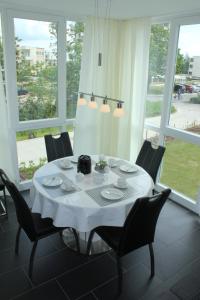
[
  {"left": 42, "top": 176, "right": 63, "bottom": 187},
  {"left": 61, "top": 183, "right": 76, "bottom": 192},
  {"left": 101, "top": 188, "right": 124, "bottom": 201},
  {"left": 120, "top": 165, "right": 138, "bottom": 173},
  {"left": 113, "top": 182, "right": 128, "bottom": 189},
  {"left": 59, "top": 160, "right": 73, "bottom": 169},
  {"left": 109, "top": 163, "right": 118, "bottom": 168},
  {"left": 71, "top": 156, "right": 79, "bottom": 163}
]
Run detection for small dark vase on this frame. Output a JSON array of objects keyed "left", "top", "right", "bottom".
[{"left": 77, "top": 155, "right": 91, "bottom": 174}]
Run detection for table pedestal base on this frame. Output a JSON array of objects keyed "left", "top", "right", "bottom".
[{"left": 62, "top": 229, "right": 110, "bottom": 255}]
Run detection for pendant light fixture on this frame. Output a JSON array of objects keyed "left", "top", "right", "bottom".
[
  {"left": 113, "top": 102, "right": 125, "bottom": 118},
  {"left": 77, "top": 93, "right": 87, "bottom": 106},
  {"left": 77, "top": 0, "right": 124, "bottom": 118},
  {"left": 78, "top": 92, "right": 124, "bottom": 117},
  {"left": 100, "top": 97, "right": 110, "bottom": 113},
  {"left": 88, "top": 94, "right": 98, "bottom": 109}
]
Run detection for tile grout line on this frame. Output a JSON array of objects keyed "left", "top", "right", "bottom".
[
  {"left": 91, "top": 291, "right": 99, "bottom": 300},
  {"left": 21, "top": 266, "right": 35, "bottom": 288},
  {"left": 56, "top": 279, "right": 71, "bottom": 300},
  {"left": 55, "top": 252, "right": 109, "bottom": 280}
]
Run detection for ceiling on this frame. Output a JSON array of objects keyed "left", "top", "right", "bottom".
[{"left": 1, "top": 0, "right": 200, "bottom": 19}]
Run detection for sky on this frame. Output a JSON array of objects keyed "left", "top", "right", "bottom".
[
  {"left": 6, "top": 18, "right": 200, "bottom": 58},
  {"left": 14, "top": 18, "right": 57, "bottom": 50},
  {"left": 178, "top": 24, "right": 200, "bottom": 57}
]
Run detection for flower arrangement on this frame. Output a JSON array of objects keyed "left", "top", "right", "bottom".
[{"left": 95, "top": 160, "right": 107, "bottom": 170}]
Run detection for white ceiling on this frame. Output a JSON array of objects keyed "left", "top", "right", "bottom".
[{"left": 1, "top": 0, "right": 200, "bottom": 19}]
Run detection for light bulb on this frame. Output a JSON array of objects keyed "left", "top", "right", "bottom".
[
  {"left": 77, "top": 93, "right": 87, "bottom": 106},
  {"left": 100, "top": 98, "right": 110, "bottom": 113},
  {"left": 88, "top": 95, "right": 98, "bottom": 109},
  {"left": 113, "top": 102, "right": 125, "bottom": 118}
]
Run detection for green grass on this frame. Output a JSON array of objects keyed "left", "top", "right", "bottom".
[
  {"left": 16, "top": 125, "right": 74, "bottom": 141},
  {"left": 19, "top": 158, "right": 47, "bottom": 180},
  {"left": 146, "top": 101, "right": 176, "bottom": 118},
  {"left": 160, "top": 139, "right": 200, "bottom": 200}
]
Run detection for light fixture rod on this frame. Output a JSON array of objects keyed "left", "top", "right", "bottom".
[{"left": 79, "top": 92, "right": 124, "bottom": 104}]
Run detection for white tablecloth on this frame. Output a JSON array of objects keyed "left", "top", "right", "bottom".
[{"left": 30, "top": 155, "right": 154, "bottom": 232}]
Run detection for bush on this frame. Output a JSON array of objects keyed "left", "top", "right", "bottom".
[
  {"left": 190, "top": 96, "right": 200, "bottom": 104},
  {"left": 148, "top": 84, "right": 164, "bottom": 95}
]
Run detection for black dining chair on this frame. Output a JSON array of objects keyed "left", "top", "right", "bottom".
[
  {"left": 0, "top": 176, "right": 7, "bottom": 217},
  {"left": 0, "top": 169, "right": 80, "bottom": 279},
  {"left": 44, "top": 132, "right": 73, "bottom": 162},
  {"left": 87, "top": 189, "right": 171, "bottom": 293},
  {"left": 136, "top": 140, "right": 166, "bottom": 183}
]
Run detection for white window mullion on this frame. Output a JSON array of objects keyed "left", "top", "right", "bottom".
[
  {"left": 57, "top": 18, "right": 66, "bottom": 124},
  {"left": 2, "top": 9, "right": 20, "bottom": 183},
  {"left": 160, "top": 21, "right": 180, "bottom": 143}
]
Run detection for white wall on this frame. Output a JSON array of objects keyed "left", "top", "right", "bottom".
[{"left": 0, "top": 0, "right": 200, "bottom": 19}]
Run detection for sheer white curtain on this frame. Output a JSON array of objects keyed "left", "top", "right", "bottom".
[
  {"left": 0, "top": 66, "right": 16, "bottom": 181},
  {"left": 74, "top": 17, "right": 150, "bottom": 161}
]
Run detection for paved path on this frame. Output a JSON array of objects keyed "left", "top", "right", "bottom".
[{"left": 147, "top": 101, "right": 200, "bottom": 129}]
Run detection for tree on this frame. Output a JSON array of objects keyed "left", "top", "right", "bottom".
[
  {"left": 176, "top": 50, "right": 190, "bottom": 74},
  {"left": 149, "top": 24, "right": 190, "bottom": 81},
  {"left": 149, "top": 24, "right": 170, "bottom": 78},
  {"left": 66, "top": 22, "right": 84, "bottom": 118}
]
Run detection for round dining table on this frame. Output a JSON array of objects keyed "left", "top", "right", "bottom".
[{"left": 30, "top": 155, "right": 154, "bottom": 254}]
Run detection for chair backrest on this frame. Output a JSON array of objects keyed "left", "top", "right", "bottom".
[
  {"left": 136, "top": 140, "right": 165, "bottom": 183},
  {"left": 44, "top": 132, "right": 73, "bottom": 162},
  {"left": 118, "top": 189, "right": 171, "bottom": 256},
  {"left": 0, "top": 169, "right": 36, "bottom": 241}
]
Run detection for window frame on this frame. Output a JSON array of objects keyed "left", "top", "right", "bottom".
[
  {"left": 145, "top": 15, "right": 200, "bottom": 213},
  {"left": 2, "top": 9, "right": 79, "bottom": 189}
]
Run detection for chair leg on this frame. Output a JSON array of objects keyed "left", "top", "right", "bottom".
[
  {"left": 15, "top": 226, "right": 22, "bottom": 254},
  {"left": 86, "top": 230, "right": 95, "bottom": 255},
  {"left": 116, "top": 255, "right": 123, "bottom": 294},
  {"left": 29, "top": 240, "right": 38, "bottom": 279},
  {"left": 71, "top": 228, "right": 80, "bottom": 253},
  {"left": 3, "top": 187, "right": 8, "bottom": 217},
  {"left": 149, "top": 243, "right": 155, "bottom": 277}
]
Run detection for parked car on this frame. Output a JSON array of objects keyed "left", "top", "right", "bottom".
[
  {"left": 184, "top": 84, "right": 193, "bottom": 93},
  {"left": 174, "top": 84, "right": 185, "bottom": 93},
  {"left": 192, "top": 85, "right": 200, "bottom": 93},
  {"left": 17, "top": 87, "right": 28, "bottom": 96}
]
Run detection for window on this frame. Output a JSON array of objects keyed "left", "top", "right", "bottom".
[
  {"left": 169, "top": 24, "right": 200, "bottom": 131},
  {"left": 66, "top": 21, "right": 84, "bottom": 119},
  {"left": 4, "top": 12, "right": 84, "bottom": 184},
  {"left": 145, "top": 24, "right": 170, "bottom": 127},
  {"left": 160, "top": 137, "right": 200, "bottom": 201},
  {"left": 17, "top": 125, "right": 74, "bottom": 181},
  {"left": 145, "top": 19, "right": 200, "bottom": 211},
  {"left": 14, "top": 18, "right": 58, "bottom": 122}
]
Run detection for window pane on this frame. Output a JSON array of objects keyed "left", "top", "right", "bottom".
[
  {"left": 143, "top": 128, "right": 160, "bottom": 144},
  {"left": 160, "top": 137, "right": 200, "bottom": 201},
  {"left": 169, "top": 24, "right": 200, "bottom": 131},
  {"left": 66, "top": 21, "right": 84, "bottom": 119},
  {"left": 0, "top": 16, "right": 6, "bottom": 94},
  {"left": 17, "top": 127, "right": 74, "bottom": 181},
  {"left": 14, "top": 18, "right": 58, "bottom": 121},
  {"left": 145, "top": 24, "right": 170, "bottom": 127}
]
